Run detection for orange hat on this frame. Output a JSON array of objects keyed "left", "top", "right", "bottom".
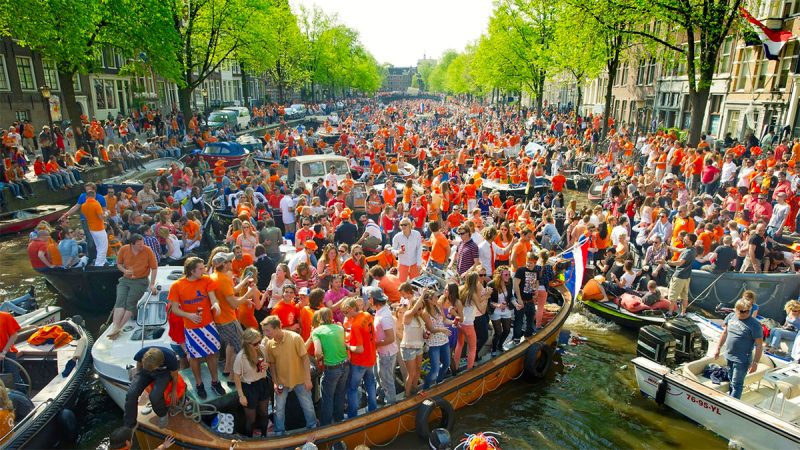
[
  {"left": 125, "top": 187, "right": 135, "bottom": 195},
  {"left": 215, "top": 159, "right": 226, "bottom": 166},
  {"left": 340, "top": 208, "right": 352, "bottom": 219},
  {"left": 304, "top": 241, "right": 318, "bottom": 251},
  {"left": 727, "top": 187, "right": 738, "bottom": 195}
]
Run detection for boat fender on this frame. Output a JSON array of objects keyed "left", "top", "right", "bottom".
[
  {"left": 57, "top": 408, "right": 79, "bottom": 444},
  {"left": 415, "top": 396, "right": 455, "bottom": 441},
  {"left": 654, "top": 375, "right": 668, "bottom": 406},
  {"left": 524, "top": 342, "right": 554, "bottom": 378}
]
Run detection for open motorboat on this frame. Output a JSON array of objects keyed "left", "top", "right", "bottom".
[
  {"left": 579, "top": 278, "right": 673, "bottom": 329},
  {"left": 1, "top": 317, "right": 92, "bottom": 449},
  {"left": 633, "top": 309, "right": 799, "bottom": 449},
  {"left": 99, "top": 158, "right": 183, "bottom": 194},
  {"left": 103, "top": 278, "right": 572, "bottom": 449},
  {"left": 15, "top": 305, "right": 62, "bottom": 329},
  {"left": 0, "top": 205, "right": 69, "bottom": 237}
]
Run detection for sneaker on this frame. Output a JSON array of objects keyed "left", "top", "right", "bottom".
[
  {"left": 196, "top": 383, "right": 207, "bottom": 399},
  {"left": 15, "top": 195, "right": 23, "bottom": 200},
  {"left": 211, "top": 381, "right": 225, "bottom": 396},
  {"left": 252, "top": 430, "right": 263, "bottom": 438},
  {"left": 157, "top": 414, "right": 169, "bottom": 427},
  {"left": 491, "top": 350, "right": 499, "bottom": 357}
]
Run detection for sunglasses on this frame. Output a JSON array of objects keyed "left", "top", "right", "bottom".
[
  {"left": 478, "top": 273, "right": 487, "bottom": 277},
  {"left": 354, "top": 252, "right": 363, "bottom": 256},
  {"left": 249, "top": 341, "right": 260, "bottom": 347},
  {"left": 338, "top": 249, "right": 346, "bottom": 253},
  {"left": 736, "top": 309, "right": 751, "bottom": 314},
  {"left": 401, "top": 224, "right": 410, "bottom": 227}
]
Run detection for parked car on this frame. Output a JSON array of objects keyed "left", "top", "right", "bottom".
[
  {"left": 206, "top": 110, "right": 238, "bottom": 130},
  {"left": 223, "top": 106, "right": 251, "bottom": 130},
  {"left": 289, "top": 104, "right": 307, "bottom": 117}
]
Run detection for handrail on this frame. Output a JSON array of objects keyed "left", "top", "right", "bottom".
[{"left": 0, "top": 398, "right": 53, "bottom": 442}]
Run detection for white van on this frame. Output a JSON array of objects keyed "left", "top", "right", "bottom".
[{"left": 223, "top": 106, "right": 251, "bottom": 130}]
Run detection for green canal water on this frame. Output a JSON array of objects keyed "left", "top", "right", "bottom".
[{"left": 0, "top": 233, "right": 726, "bottom": 450}]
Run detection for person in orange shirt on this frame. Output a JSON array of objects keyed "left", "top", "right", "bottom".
[
  {"left": 210, "top": 252, "right": 256, "bottom": 380},
  {"left": 342, "top": 296, "right": 377, "bottom": 417},
  {"left": 671, "top": 205, "right": 695, "bottom": 248},
  {"left": 47, "top": 230, "right": 63, "bottom": 268},
  {"left": 81, "top": 190, "right": 108, "bottom": 266},
  {"left": 697, "top": 223, "right": 715, "bottom": 255},
  {"left": 509, "top": 229, "right": 533, "bottom": 271},
  {"left": 382, "top": 181, "right": 397, "bottom": 206},
  {"left": 551, "top": 169, "right": 567, "bottom": 193},
  {"left": 231, "top": 245, "right": 254, "bottom": 278},
  {"left": 426, "top": 221, "right": 450, "bottom": 269},
  {"left": 179, "top": 216, "right": 201, "bottom": 253},
  {"left": 213, "top": 160, "right": 227, "bottom": 184},
  {"left": 168, "top": 257, "right": 224, "bottom": 397}
]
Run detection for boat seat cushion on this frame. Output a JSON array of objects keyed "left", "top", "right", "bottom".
[{"left": 682, "top": 355, "right": 772, "bottom": 392}]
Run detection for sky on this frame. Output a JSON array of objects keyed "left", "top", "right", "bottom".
[{"left": 289, "top": 0, "right": 494, "bottom": 67}]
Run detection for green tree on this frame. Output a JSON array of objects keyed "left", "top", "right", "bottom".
[{"left": 0, "top": 0, "right": 180, "bottom": 146}]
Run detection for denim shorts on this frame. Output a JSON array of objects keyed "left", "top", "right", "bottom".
[{"left": 400, "top": 346, "right": 423, "bottom": 361}]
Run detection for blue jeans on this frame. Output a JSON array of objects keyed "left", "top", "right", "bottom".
[
  {"left": 0, "top": 293, "right": 34, "bottom": 315},
  {"left": 727, "top": 360, "right": 749, "bottom": 399},
  {"left": 424, "top": 343, "right": 451, "bottom": 388},
  {"left": 273, "top": 383, "right": 316, "bottom": 434},
  {"left": 347, "top": 364, "right": 377, "bottom": 418},
  {"left": 513, "top": 302, "right": 535, "bottom": 339},
  {"left": 319, "top": 364, "right": 348, "bottom": 425},
  {"left": 768, "top": 327, "right": 798, "bottom": 348}
]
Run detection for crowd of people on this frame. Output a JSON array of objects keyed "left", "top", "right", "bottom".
[{"left": 16, "top": 94, "right": 800, "bottom": 438}]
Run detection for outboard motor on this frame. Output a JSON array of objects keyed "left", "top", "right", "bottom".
[
  {"left": 637, "top": 325, "right": 676, "bottom": 368},
  {"left": 663, "top": 317, "right": 706, "bottom": 363}
]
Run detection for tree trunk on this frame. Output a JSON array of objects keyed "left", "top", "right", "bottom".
[
  {"left": 57, "top": 69, "right": 86, "bottom": 150},
  {"left": 603, "top": 61, "right": 618, "bottom": 140},
  {"left": 241, "top": 63, "right": 250, "bottom": 107},
  {"left": 688, "top": 86, "right": 710, "bottom": 146},
  {"left": 536, "top": 69, "right": 546, "bottom": 116},
  {"left": 575, "top": 84, "right": 583, "bottom": 121},
  {"left": 178, "top": 87, "right": 193, "bottom": 119}
]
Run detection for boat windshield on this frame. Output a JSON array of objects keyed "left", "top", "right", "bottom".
[
  {"left": 208, "top": 111, "right": 234, "bottom": 123},
  {"left": 300, "top": 160, "right": 349, "bottom": 178}
]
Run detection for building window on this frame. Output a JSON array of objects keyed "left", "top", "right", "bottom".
[
  {"left": 735, "top": 48, "right": 752, "bottom": 91},
  {"left": 42, "top": 59, "right": 60, "bottom": 91},
  {"left": 94, "top": 78, "right": 117, "bottom": 110},
  {"left": 726, "top": 110, "right": 741, "bottom": 136},
  {"left": 777, "top": 41, "right": 798, "bottom": 89},
  {"left": 73, "top": 74, "right": 81, "bottom": 92},
  {"left": 15, "top": 56, "right": 36, "bottom": 90},
  {"left": 646, "top": 58, "right": 657, "bottom": 85},
  {"left": 636, "top": 60, "right": 646, "bottom": 86},
  {"left": 718, "top": 37, "right": 733, "bottom": 74},
  {"left": 0, "top": 55, "right": 9, "bottom": 91},
  {"left": 756, "top": 54, "right": 770, "bottom": 90},
  {"left": 15, "top": 110, "right": 30, "bottom": 121}
]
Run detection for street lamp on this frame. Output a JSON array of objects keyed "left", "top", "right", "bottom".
[
  {"left": 201, "top": 88, "right": 209, "bottom": 111},
  {"left": 39, "top": 85, "right": 54, "bottom": 130}
]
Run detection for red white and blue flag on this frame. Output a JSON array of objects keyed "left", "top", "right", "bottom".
[
  {"left": 740, "top": 7, "right": 794, "bottom": 60},
  {"left": 560, "top": 235, "right": 590, "bottom": 301}
]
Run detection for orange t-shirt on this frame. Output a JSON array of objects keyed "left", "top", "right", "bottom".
[
  {"left": 231, "top": 254, "right": 254, "bottom": 277},
  {"left": 0, "top": 312, "right": 21, "bottom": 353},
  {"left": 106, "top": 196, "right": 118, "bottom": 218},
  {"left": 214, "top": 165, "right": 226, "bottom": 183},
  {"left": 167, "top": 275, "right": 218, "bottom": 329},
  {"left": 429, "top": 232, "right": 450, "bottom": 265},
  {"left": 697, "top": 231, "right": 713, "bottom": 254},
  {"left": 237, "top": 299, "right": 259, "bottom": 330},
  {"left": 47, "top": 241, "right": 63, "bottom": 267},
  {"left": 299, "top": 305, "right": 314, "bottom": 342},
  {"left": 183, "top": 220, "right": 201, "bottom": 241},
  {"left": 211, "top": 272, "right": 237, "bottom": 324},
  {"left": 348, "top": 312, "right": 376, "bottom": 367},
  {"left": 382, "top": 188, "right": 397, "bottom": 205},
  {"left": 117, "top": 245, "right": 157, "bottom": 279},
  {"left": 551, "top": 174, "right": 566, "bottom": 192},
  {"left": 510, "top": 240, "right": 532, "bottom": 269},
  {"left": 463, "top": 184, "right": 477, "bottom": 200},
  {"left": 403, "top": 186, "right": 413, "bottom": 203},
  {"left": 272, "top": 300, "right": 299, "bottom": 328},
  {"left": 81, "top": 198, "right": 105, "bottom": 231}
]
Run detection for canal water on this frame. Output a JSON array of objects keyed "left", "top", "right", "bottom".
[{"left": 0, "top": 185, "right": 727, "bottom": 449}]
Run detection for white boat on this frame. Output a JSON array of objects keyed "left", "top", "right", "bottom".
[
  {"left": 633, "top": 312, "right": 799, "bottom": 449},
  {"left": 91, "top": 266, "right": 183, "bottom": 408},
  {"left": 16, "top": 305, "right": 62, "bottom": 329},
  {"left": 633, "top": 357, "right": 800, "bottom": 450}
]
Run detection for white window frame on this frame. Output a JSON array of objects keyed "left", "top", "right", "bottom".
[
  {"left": 0, "top": 55, "right": 10, "bottom": 91},
  {"left": 15, "top": 56, "right": 36, "bottom": 91}
]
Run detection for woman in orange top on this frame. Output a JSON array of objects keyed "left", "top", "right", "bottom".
[{"left": 494, "top": 222, "right": 514, "bottom": 264}]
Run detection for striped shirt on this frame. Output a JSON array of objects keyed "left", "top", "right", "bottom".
[{"left": 456, "top": 239, "right": 479, "bottom": 275}]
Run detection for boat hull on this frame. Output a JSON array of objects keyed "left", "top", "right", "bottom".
[
  {"left": 0, "top": 205, "right": 69, "bottom": 236},
  {"left": 633, "top": 357, "right": 800, "bottom": 450},
  {"left": 40, "top": 266, "right": 122, "bottom": 313},
  {"left": 688, "top": 270, "right": 800, "bottom": 322},
  {"left": 580, "top": 299, "right": 665, "bottom": 329},
  {"left": 200, "top": 154, "right": 248, "bottom": 168},
  {"left": 134, "top": 286, "right": 574, "bottom": 449}
]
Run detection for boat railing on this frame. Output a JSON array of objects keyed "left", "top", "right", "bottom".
[{"left": 2, "top": 398, "right": 53, "bottom": 442}]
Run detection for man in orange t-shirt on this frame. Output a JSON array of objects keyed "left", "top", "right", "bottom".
[
  {"left": 271, "top": 284, "right": 300, "bottom": 332},
  {"left": 211, "top": 252, "right": 256, "bottom": 378},
  {"left": 109, "top": 234, "right": 158, "bottom": 339},
  {"left": 510, "top": 229, "right": 533, "bottom": 271},
  {"left": 167, "top": 257, "right": 224, "bottom": 396},
  {"left": 551, "top": 170, "right": 567, "bottom": 193},
  {"left": 180, "top": 216, "right": 201, "bottom": 253},
  {"left": 81, "top": 190, "right": 108, "bottom": 266},
  {"left": 343, "top": 296, "right": 377, "bottom": 417},
  {"left": 230, "top": 245, "right": 254, "bottom": 278},
  {"left": 427, "top": 221, "right": 451, "bottom": 269}
]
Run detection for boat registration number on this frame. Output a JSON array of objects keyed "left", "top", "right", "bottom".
[{"left": 685, "top": 393, "right": 721, "bottom": 415}]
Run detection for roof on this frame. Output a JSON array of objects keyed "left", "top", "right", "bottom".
[{"left": 290, "top": 155, "right": 348, "bottom": 163}]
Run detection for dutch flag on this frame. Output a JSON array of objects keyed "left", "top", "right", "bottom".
[
  {"left": 559, "top": 235, "right": 590, "bottom": 302},
  {"left": 740, "top": 7, "right": 794, "bottom": 60}
]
